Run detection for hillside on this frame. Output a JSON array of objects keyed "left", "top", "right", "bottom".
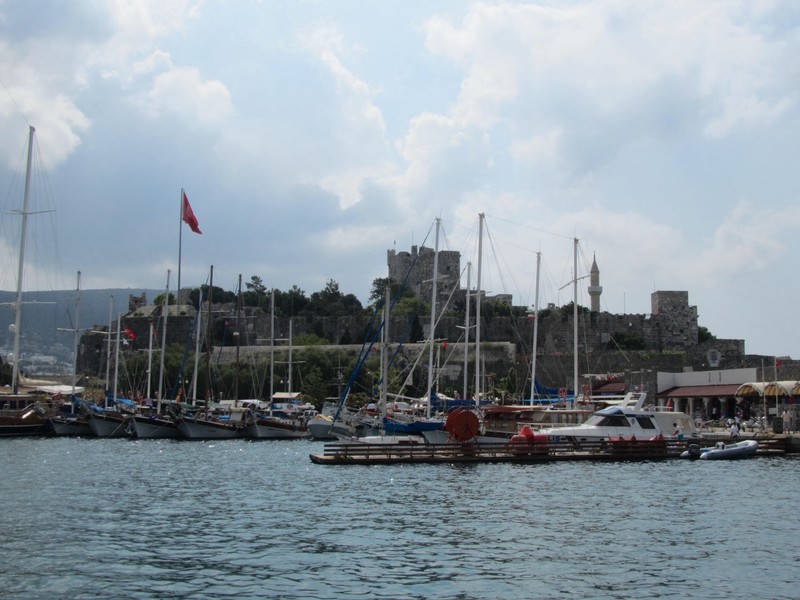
[{"left": 0, "top": 288, "right": 159, "bottom": 359}]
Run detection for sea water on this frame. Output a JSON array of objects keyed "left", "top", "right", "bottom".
[{"left": 0, "top": 438, "right": 797, "bottom": 599}]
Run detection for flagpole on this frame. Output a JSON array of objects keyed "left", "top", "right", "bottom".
[{"left": 177, "top": 189, "right": 184, "bottom": 304}]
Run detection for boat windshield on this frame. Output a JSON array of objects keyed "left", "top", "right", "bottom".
[
  {"left": 634, "top": 416, "right": 657, "bottom": 429},
  {"left": 585, "top": 414, "right": 630, "bottom": 427}
]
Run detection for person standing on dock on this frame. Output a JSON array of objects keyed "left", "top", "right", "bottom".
[
  {"left": 783, "top": 410, "right": 792, "bottom": 434},
  {"left": 730, "top": 421, "right": 740, "bottom": 439}
]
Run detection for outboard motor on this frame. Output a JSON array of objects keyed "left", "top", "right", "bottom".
[{"left": 687, "top": 443, "right": 702, "bottom": 460}]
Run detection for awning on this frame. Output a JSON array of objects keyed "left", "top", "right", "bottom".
[
  {"left": 35, "top": 385, "right": 86, "bottom": 396},
  {"left": 593, "top": 382, "right": 627, "bottom": 394},
  {"left": 657, "top": 384, "right": 742, "bottom": 399},
  {"left": 763, "top": 381, "right": 797, "bottom": 397},
  {"left": 735, "top": 382, "right": 767, "bottom": 397},
  {"left": 735, "top": 381, "right": 799, "bottom": 398}
]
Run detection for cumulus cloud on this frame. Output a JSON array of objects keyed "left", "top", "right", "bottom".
[
  {"left": 2, "top": 1, "right": 798, "bottom": 356},
  {"left": 141, "top": 66, "right": 232, "bottom": 125},
  {"left": 418, "top": 1, "right": 798, "bottom": 181},
  {"left": 298, "top": 22, "right": 392, "bottom": 209},
  {"left": 0, "top": 1, "right": 209, "bottom": 168},
  {"left": 692, "top": 201, "right": 800, "bottom": 279}
]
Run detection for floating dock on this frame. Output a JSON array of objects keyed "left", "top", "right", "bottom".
[
  {"left": 310, "top": 436, "right": 788, "bottom": 465},
  {"left": 311, "top": 438, "right": 680, "bottom": 465}
]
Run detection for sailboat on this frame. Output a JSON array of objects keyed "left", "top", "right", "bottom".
[
  {"left": 130, "top": 271, "right": 182, "bottom": 439},
  {"left": 49, "top": 272, "right": 92, "bottom": 436},
  {"left": 0, "top": 126, "right": 57, "bottom": 436},
  {"left": 382, "top": 218, "right": 446, "bottom": 437},
  {"left": 246, "top": 298, "right": 313, "bottom": 440},
  {"left": 86, "top": 313, "right": 135, "bottom": 437},
  {"left": 333, "top": 288, "right": 425, "bottom": 445},
  {"left": 173, "top": 267, "right": 247, "bottom": 439}
]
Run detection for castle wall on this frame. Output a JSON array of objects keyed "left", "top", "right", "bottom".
[{"left": 387, "top": 246, "right": 461, "bottom": 305}]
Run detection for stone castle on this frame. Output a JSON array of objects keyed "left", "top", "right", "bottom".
[
  {"left": 386, "top": 245, "right": 722, "bottom": 354},
  {"left": 77, "top": 246, "right": 751, "bottom": 396}
]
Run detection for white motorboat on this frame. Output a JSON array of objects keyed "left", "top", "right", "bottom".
[
  {"left": 681, "top": 439, "right": 758, "bottom": 460},
  {"left": 535, "top": 392, "right": 698, "bottom": 443}
]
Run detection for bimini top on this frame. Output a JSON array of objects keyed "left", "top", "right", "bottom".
[{"left": 735, "top": 381, "right": 798, "bottom": 398}]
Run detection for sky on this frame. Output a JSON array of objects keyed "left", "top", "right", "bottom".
[{"left": 0, "top": 0, "right": 799, "bottom": 359}]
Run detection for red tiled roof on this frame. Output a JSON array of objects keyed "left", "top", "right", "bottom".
[
  {"left": 593, "top": 382, "right": 626, "bottom": 394},
  {"left": 656, "top": 384, "right": 742, "bottom": 398}
]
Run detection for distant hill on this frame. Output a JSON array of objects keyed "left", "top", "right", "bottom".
[{"left": 0, "top": 288, "right": 160, "bottom": 358}]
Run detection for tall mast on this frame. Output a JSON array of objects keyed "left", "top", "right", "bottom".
[
  {"left": 11, "top": 126, "right": 35, "bottom": 395},
  {"left": 112, "top": 314, "right": 121, "bottom": 409},
  {"left": 426, "top": 217, "right": 441, "bottom": 418},
  {"left": 380, "top": 287, "right": 390, "bottom": 428},
  {"left": 70, "top": 271, "right": 81, "bottom": 399},
  {"left": 288, "top": 318, "right": 294, "bottom": 394},
  {"left": 473, "top": 213, "right": 484, "bottom": 406},
  {"left": 190, "top": 288, "right": 203, "bottom": 402},
  {"left": 269, "top": 289, "right": 275, "bottom": 415},
  {"left": 177, "top": 189, "right": 183, "bottom": 304},
  {"left": 573, "top": 237, "right": 579, "bottom": 409},
  {"left": 157, "top": 269, "right": 170, "bottom": 412},
  {"left": 105, "top": 297, "right": 113, "bottom": 391},
  {"left": 234, "top": 274, "right": 242, "bottom": 402},
  {"left": 462, "top": 262, "right": 471, "bottom": 402},
  {"left": 205, "top": 265, "right": 214, "bottom": 403},
  {"left": 146, "top": 321, "right": 153, "bottom": 400},
  {"left": 530, "top": 252, "right": 541, "bottom": 401}
]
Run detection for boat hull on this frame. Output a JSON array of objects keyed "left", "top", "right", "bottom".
[
  {"left": 131, "top": 416, "right": 181, "bottom": 439},
  {"left": 50, "top": 416, "right": 91, "bottom": 437},
  {"left": 88, "top": 413, "right": 131, "bottom": 438},
  {"left": 383, "top": 416, "right": 444, "bottom": 434},
  {"left": 0, "top": 396, "right": 55, "bottom": 436},
  {"left": 246, "top": 417, "right": 311, "bottom": 440},
  {"left": 176, "top": 417, "right": 243, "bottom": 440},
  {"left": 0, "top": 415, "right": 51, "bottom": 437},
  {"left": 308, "top": 417, "right": 336, "bottom": 440}
]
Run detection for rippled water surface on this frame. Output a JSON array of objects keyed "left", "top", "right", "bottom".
[{"left": 1, "top": 438, "right": 798, "bottom": 599}]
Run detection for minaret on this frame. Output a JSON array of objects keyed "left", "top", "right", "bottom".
[{"left": 588, "top": 253, "right": 602, "bottom": 312}]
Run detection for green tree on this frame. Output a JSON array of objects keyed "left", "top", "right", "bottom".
[
  {"left": 246, "top": 275, "right": 267, "bottom": 295},
  {"left": 272, "top": 285, "right": 308, "bottom": 317},
  {"left": 304, "top": 279, "right": 363, "bottom": 317},
  {"left": 243, "top": 275, "right": 268, "bottom": 308},
  {"left": 301, "top": 365, "right": 327, "bottom": 407},
  {"left": 153, "top": 292, "right": 177, "bottom": 307},
  {"left": 698, "top": 326, "right": 716, "bottom": 344}
]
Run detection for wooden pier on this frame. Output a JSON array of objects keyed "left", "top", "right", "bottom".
[
  {"left": 309, "top": 435, "right": 789, "bottom": 465},
  {"left": 310, "top": 438, "right": 685, "bottom": 465}
]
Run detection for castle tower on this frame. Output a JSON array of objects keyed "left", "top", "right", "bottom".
[
  {"left": 588, "top": 253, "right": 602, "bottom": 312},
  {"left": 387, "top": 245, "right": 460, "bottom": 305}
]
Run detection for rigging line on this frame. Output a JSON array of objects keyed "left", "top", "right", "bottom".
[
  {"left": 485, "top": 212, "right": 576, "bottom": 242},
  {"left": 31, "top": 134, "right": 62, "bottom": 291},
  {"left": 438, "top": 215, "right": 480, "bottom": 258},
  {"left": 0, "top": 77, "right": 31, "bottom": 127},
  {"left": 482, "top": 218, "right": 524, "bottom": 303},
  {"left": 171, "top": 301, "right": 203, "bottom": 400},
  {"left": 393, "top": 265, "right": 461, "bottom": 397},
  {"left": 334, "top": 217, "right": 438, "bottom": 418}
]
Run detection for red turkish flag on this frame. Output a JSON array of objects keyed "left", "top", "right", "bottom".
[{"left": 182, "top": 191, "right": 202, "bottom": 234}]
